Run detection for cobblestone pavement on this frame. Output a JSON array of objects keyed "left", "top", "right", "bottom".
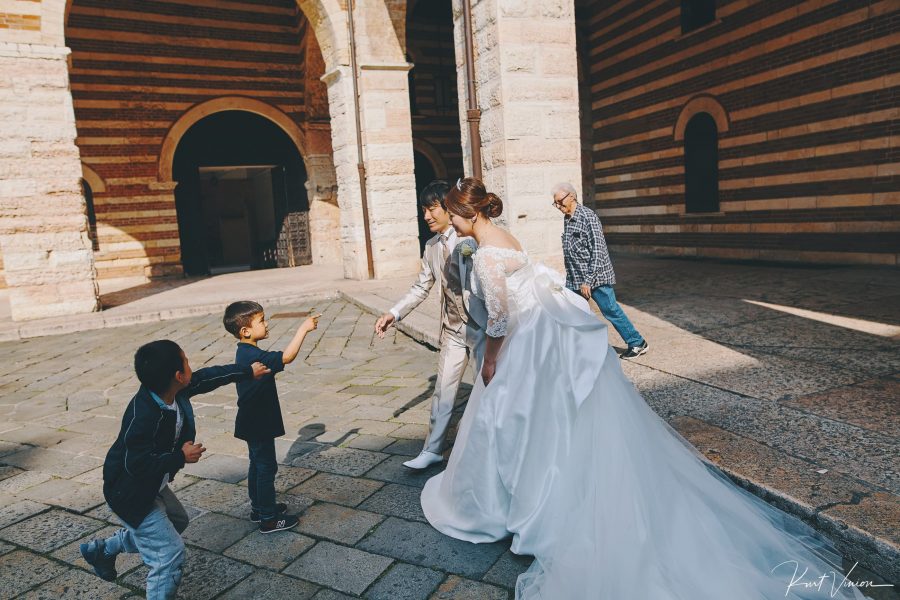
[
  {"left": 0, "top": 256, "right": 898, "bottom": 598},
  {"left": 0, "top": 299, "right": 525, "bottom": 599}
]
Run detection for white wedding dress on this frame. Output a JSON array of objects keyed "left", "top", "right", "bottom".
[{"left": 420, "top": 246, "right": 866, "bottom": 600}]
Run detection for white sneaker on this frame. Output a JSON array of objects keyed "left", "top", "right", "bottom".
[{"left": 402, "top": 451, "right": 443, "bottom": 470}]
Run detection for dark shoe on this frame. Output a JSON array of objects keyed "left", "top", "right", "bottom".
[
  {"left": 80, "top": 539, "right": 117, "bottom": 582},
  {"left": 260, "top": 514, "right": 299, "bottom": 534},
  {"left": 619, "top": 340, "right": 649, "bottom": 359},
  {"left": 250, "top": 502, "right": 287, "bottom": 523}
]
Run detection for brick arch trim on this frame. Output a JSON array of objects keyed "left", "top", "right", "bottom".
[
  {"left": 157, "top": 97, "right": 308, "bottom": 183},
  {"left": 673, "top": 95, "right": 729, "bottom": 141},
  {"left": 413, "top": 138, "right": 448, "bottom": 179},
  {"left": 80, "top": 163, "right": 106, "bottom": 193}
]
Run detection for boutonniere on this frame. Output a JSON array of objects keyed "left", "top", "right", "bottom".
[{"left": 459, "top": 240, "right": 476, "bottom": 258}]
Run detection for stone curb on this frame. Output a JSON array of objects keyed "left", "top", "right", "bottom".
[
  {"left": 341, "top": 289, "right": 900, "bottom": 586},
  {"left": 2, "top": 292, "right": 339, "bottom": 341}
]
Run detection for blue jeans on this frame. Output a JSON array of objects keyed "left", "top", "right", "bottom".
[
  {"left": 103, "top": 486, "right": 188, "bottom": 600},
  {"left": 247, "top": 438, "right": 278, "bottom": 520},
  {"left": 591, "top": 285, "right": 645, "bottom": 347}
]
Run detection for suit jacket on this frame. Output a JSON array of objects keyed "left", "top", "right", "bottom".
[
  {"left": 391, "top": 233, "right": 487, "bottom": 331},
  {"left": 103, "top": 364, "right": 252, "bottom": 528}
]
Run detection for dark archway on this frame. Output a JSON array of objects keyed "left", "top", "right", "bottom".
[
  {"left": 413, "top": 150, "right": 439, "bottom": 254},
  {"left": 407, "top": 0, "right": 463, "bottom": 255},
  {"left": 172, "top": 111, "right": 310, "bottom": 276},
  {"left": 684, "top": 112, "right": 719, "bottom": 214}
]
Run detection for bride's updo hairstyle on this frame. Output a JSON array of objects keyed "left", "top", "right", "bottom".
[{"left": 445, "top": 177, "right": 503, "bottom": 219}]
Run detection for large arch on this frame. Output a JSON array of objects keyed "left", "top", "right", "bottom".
[{"left": 158, "top": 97, "right": 308, "bottom": 183}]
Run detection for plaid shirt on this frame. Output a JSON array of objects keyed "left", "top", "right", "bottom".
[{"left": 562, "top": 203, "right": 616, "bottom": 290}]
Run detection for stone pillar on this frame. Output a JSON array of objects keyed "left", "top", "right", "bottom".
[
  {"left": 452, "top": 0, "right": 581, "bottom": 265},
  {"left": 305, "top": 153, "right": 342, "bottom": 266},
  {"left": 0, "top": 41, "right": 98, "bottom": 320},
  {"left": 321, "top": 61, "right": 420, "bottom": 280}
]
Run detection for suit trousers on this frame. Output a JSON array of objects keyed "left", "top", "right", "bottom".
[{"left": 423, "top": 325, "right": 479, "bottom": 455}]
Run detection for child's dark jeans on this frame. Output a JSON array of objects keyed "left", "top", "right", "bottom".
[{"left": 247, "top": 438, "right": 278, "bottom": 521}]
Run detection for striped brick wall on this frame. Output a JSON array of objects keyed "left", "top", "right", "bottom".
[
  {"left": 583, "top": 0, "right": 900, "bottom": 265},
  {"left": 66, "top": 0, "right": 322, "bottom": 281}
]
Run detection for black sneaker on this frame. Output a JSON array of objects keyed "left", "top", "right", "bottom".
[
  {"left": 619, "top": 340, "right": 649, "bottom": 359},
  {"left": 80, "top": 538, "right": 117, "bottom": 582},
  {"left": 250, "top": 502, "right": 288, "bottom": 523},
  {"left": 260, "top": 514, "right": 299, "bottom": 534}
]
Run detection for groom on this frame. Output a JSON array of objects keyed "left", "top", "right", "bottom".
[{"left": 375, "top": 180, "right": 486, "bottom": 469}]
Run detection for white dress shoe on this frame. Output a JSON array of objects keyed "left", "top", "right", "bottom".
[{"left": 403, "top": 451, "right": 443, "bottom": 470}]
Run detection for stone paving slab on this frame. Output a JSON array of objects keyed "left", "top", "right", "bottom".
[
  {"left": 429, "top": 575, "right": 508, "bottom": 600},
  {"left": 358, "top": 483, "right": 428, "bottom": 523},
  {"left": 0, "top": 499, "right": 48, "bottom": 530},
  {"left": 0, "top": 509, "right": 104, "bottom": 553},
  {"left": 223, "top": 530, "right": 316, "bottom": 571},
  {"left": 296, "top": 503, "right": 384, "bottom": 545},
  {"left": 284, "top": 541, "right": 393, "bottom": 596},
  {"left": 219, "top": 570, "right": 319, "bottom": 600},
  {"left": 182, "top": 512, "right": 259, "bottom": 553},
  {"left": 482, "top": 550, "right": 533, "bottom": 588},
  {"left": 295, "top": 447, "right": 390, "bottom": 477},
  {"left": 364, "top": 562, "right": 445, "bottom": 600},
  {"left": 357, "top": 517, "right": 507, "bottom": 579},
  {"left": 0, "top": 550, "right": 69, "bottom": 598},
  {"left": 18, "top": 567, "right": 132, "bottom": 600},
  {"left": 182, "top": 454, "right": 250, "bottom": 484}
]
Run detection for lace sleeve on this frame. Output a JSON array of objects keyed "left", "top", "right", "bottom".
[{"left": 474, "top": 250, "right": 510, "bottom": 337}]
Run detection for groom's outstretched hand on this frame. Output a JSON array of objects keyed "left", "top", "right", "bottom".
[{"left": 374, "top": 313, "right": 395, "bottom": 338}]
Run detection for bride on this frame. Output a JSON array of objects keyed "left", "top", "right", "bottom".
[{"left": 420, "top": 178, "right": 867, "bottom": 600}]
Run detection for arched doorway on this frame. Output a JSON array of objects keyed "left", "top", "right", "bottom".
[
  {"left": 172, "top": 111, "right": 311, "bottom": 276},
  {"left": 413, "top": 150, "right": 439, "bottom": 253},
  {"left": 408, "top": 0, "right": 463, "bottom": 255},
  {"left": 684, "top": 112, "right": 720, "bottom": 214}
]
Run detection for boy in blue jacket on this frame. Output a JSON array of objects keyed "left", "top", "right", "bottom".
[{"left": 79, "top": 339, "right": 268, "bottom": 600}]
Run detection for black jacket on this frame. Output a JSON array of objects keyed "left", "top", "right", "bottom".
[{"left": 103, "top": 364, "right": 252, "bottom": 528}]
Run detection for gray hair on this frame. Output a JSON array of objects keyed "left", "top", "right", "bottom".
[{"left": 551, "top": 182, "right": 577, "bottom": 199}]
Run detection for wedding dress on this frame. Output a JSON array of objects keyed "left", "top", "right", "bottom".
[{"left": 420, "top": 246, "right": 866, "bottom": 600}]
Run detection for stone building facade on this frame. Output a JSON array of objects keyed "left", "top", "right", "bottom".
[{"left": 0, "top": 0, "right": 897, "bottom": 320}]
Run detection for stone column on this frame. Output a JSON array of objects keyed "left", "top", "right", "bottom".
[
  {"left": 321, "top": 61, "right": 420, "bottom": 280},
  {"left": 0, "top": 41, "right": 98, "bottom": 320},
  {"left": 452, "top": 0, "right": 581, "bottom": 265},
  {"left": 304, "top": 153, "right": 342, "bottom": 266}
]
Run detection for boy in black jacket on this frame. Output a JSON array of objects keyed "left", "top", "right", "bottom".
[
  {"left": 223, "top": 301, "right": 319, "bottom": 533},
  {"left": 80, "top": 339, "right": 268, "bottom": 600}
]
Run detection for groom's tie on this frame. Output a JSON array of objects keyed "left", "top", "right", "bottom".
[{"left": 442, "top": 237, "right": 451, "bottom": 262}]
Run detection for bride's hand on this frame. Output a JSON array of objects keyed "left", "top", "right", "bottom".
[{"left": 481, "top": 360, "right": 496, "bottom": 386}]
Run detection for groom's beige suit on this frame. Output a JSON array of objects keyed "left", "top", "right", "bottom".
[{"left": 390, "top": 228, "right": 487, "bottom": 454}]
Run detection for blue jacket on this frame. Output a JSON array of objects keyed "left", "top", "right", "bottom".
[{"left": 103, "top": 364, "right": 252, "bottom": 528}]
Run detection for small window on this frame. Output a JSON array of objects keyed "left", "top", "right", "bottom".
[
  {"left": 684, "top": 112, "right": 719, "bottom": 213},
  {"left": 681, "top": 0, "right": 715, "bottom": 34}
]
